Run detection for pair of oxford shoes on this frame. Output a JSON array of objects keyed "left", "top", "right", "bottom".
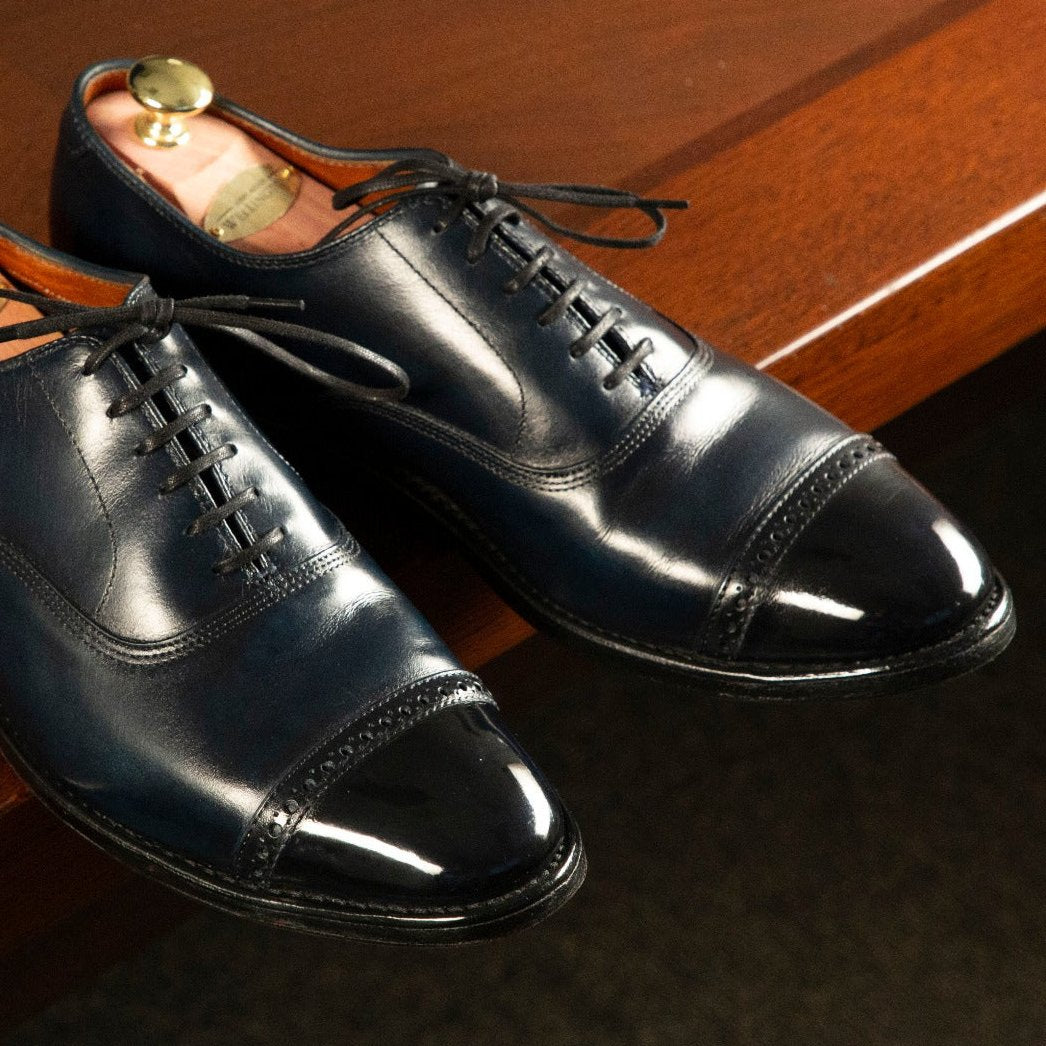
[{"left": 0, "top": 57, "right": 1014, "bottom": 943}]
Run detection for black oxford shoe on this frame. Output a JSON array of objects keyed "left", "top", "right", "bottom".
[
  {"left": 50, "top": 59, "right": 1015, "bottom": 697},
  {"left": 0, "top": 224, "right": 584, "bottom": 942}
]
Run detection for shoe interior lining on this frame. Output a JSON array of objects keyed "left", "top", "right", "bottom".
[
  {"left": 0, "top": 275, "right": 57, "bottom": 361},
  {"left": 0, "top": 243, "right": 132, "bottom": 361},
  {"left": 85, "top": 70, "right": 390, "bottom": 256}
]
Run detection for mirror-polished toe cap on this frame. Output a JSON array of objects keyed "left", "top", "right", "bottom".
[
  {"left": 272, "top": 705, "right": 573, "bottom": 909},
  {"left": 741, "top": 458, "right": 999, "bottom": 664}
]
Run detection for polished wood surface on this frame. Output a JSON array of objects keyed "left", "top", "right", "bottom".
[
  {"left": 0, "top": 0, "right": 1042, "bottom": 981},
  {"left": 587, "top": 0, "right": 1046, "bottom": 431},
  {"left": 2, "top": 0, "right": 958, "bottom": 234}
]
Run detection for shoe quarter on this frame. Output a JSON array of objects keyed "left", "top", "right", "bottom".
[
  {"left": 51, "top": 111, "right": 703, "bottom": 471},
  {"left": 375, "top": 200, "right": 699, "bottom": 468},
  {"left": 0, "top": 329, "right": 345, "bottom": 642},
  {"left": 0, "top": 338, "right": 118, "bottom": 617}
]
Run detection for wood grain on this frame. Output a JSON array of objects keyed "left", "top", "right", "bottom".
[
  {"left": 0, "top": 0, "right": 956, "bottom": 239},
  {"left": 581, "top": 0, "right": 1046, "bottom": 430}
]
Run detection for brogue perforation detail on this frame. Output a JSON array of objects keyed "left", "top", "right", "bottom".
[
  {"left": 0, "top": 697, "right": 574, "bottom": 918},
  {"left": 704, "top": 435, "right": 891, "bottom": 658},
  {"left": 236, "top": 671, "right": 496, "bottom": 884}
]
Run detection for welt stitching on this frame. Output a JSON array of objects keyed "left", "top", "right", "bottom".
[
  {"left": 705, "top": 436, "right": 890, "bottom": 657},
  {"left": 0, "top": 700, "right": 571, "bottom": 915},
  {"left": 266, "top": 837, "right": 570, "bottom": 914},
  {"left": 412, "top": 472, "right": 1003, "bottom": 673},
  {"left": 25, "top": 359, "right": 119, "bottom": 617},
  {"left": 400, "top": 470, "right": 699, "bottom": 651},
  {"left": 0, "top": 534, "right": 358, "bottom": 667},
  {"left": 377, "top": 227, "right": 529, "bottom": 451},
  {"left": 235, "top": 671, "right": 495, "bottom": 882}
]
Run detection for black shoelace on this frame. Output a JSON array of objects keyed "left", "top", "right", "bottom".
[
  {"left": 0, "top": 289, "right": 409, "bottom": 576},
  {"left": 321, "top": 154, "right": 688, "bottom": 391}
]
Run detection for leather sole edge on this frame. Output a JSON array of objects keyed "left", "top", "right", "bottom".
[
  {"left": 385, "top": 468, "right": 1017, "bottom": 699},
  {"left": 0, "top": 724, "right": 587, "bottom": 945}
]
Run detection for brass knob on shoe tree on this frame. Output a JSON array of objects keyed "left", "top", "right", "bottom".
[{"left": 127, "top": 56, "right": 213, "bottom": 148}]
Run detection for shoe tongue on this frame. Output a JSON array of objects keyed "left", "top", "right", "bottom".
[{"left": 124, "top": 275, "right": 158, "bottom": 305}]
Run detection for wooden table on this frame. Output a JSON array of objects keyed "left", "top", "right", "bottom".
[{"left": 0, "top": 0, "right": 1043, "bottom": 1014}]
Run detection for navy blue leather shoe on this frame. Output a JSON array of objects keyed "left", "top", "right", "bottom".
[
  {"left": 0, "top": 224, "right": 584, "bottom": 942},
  {"left": 50, "top": 59, "right": 1016, "bottom": 697}
]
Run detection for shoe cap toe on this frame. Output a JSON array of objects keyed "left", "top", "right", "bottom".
[
  {"left": 741, "top": 458, "right": 997, "bottom": 664},
  {"left": 271, "top": 704, "right": 570, "bottom": 908}
]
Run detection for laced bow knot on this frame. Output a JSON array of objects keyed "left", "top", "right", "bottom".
[
  {"left": 0, "top": 288, "right": 408, "bottom": 401},
  {"left": 0, "top": 286, "right": 411, "bottom": 577},
  {"left": 461, "top": 169, "right": 499, "bottom": 203},
  {"left": 323, "top": 153, "right": 688, "bottom": 392},
  {"left": 136, "top": 295, "right": 177, "bottom": 343},
  {"left": 325, "top": 154, "right": 688, "bottom": 250}
]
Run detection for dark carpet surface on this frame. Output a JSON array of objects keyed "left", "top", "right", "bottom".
[{"left": 6, "top": 336, "right": 1046, "bottom": 1045}]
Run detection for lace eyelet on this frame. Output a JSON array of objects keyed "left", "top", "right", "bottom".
[
  {"left": 432, "top": 221, "right": 447, "bottom": 235},
  {"left": 602, "top": 379, "right": 617, "bottom": 391}
]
